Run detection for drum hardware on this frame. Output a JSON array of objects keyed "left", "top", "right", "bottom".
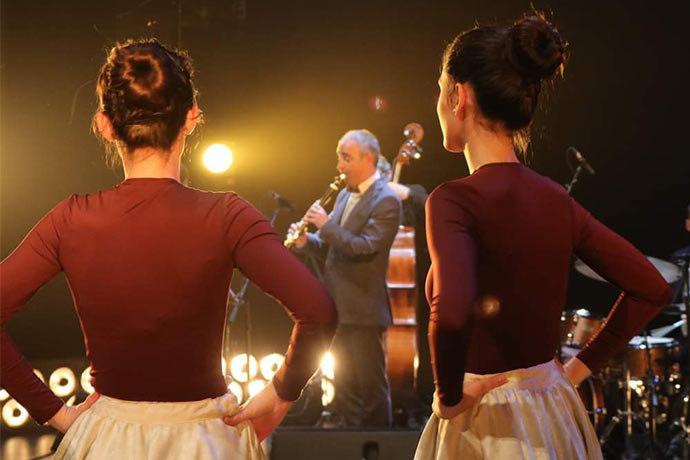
[
  {"left": 675, "top": 254, "right": 690, "bottom": 458},
  {"left": 574, "top": 256, "right": 682, "bottom": 285},
  {"left": 559, "top": 305, "right": 686, "bottom": 457}
]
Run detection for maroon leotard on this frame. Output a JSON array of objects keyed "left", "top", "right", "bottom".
[
  {"left": 1, "top": 178, "right": 337, "bottom": 423},
  {"left": 425, "top": 163, "right": 672, "bottom": 406}
]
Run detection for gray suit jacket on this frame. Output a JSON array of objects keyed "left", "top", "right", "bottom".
[{"left": 303, "top": 177, "right": 401, "bottom": 327}]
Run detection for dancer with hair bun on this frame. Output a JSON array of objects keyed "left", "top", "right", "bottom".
[
  {"left": 0, "top": 39, "right": 337, "bottom": 459},
  {"left": 415, "top": 15, "right": 672, "bottom": 459}
]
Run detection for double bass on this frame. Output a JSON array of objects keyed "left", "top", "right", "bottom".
[{"left": 385, "top": 123, "right": 423, "bottom": 403}]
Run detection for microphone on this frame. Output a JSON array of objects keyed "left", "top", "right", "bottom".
[
  {"left": 269, "top": 191, "right": 295, "bottom": 211},
  {"left": 567, "top": 147, "right": 596, "bottom": 175}
]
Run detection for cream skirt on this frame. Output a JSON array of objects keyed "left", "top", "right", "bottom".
[
  {"left": 414, "top": 360, "right": 603, "bottom": 460},
  {"left": 53, "top": 393, "right": 265, "bottom": 460}
]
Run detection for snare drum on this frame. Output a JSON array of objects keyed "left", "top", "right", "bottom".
[
  {"left": 561, "top": 309, "right": 604, "bottom": 348},
  {"left": 626, "top": 336, "right": 681, "bottom": 379}
]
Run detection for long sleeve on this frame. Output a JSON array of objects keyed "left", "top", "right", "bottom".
[
  {"left": 1, "top": 201, "right": 69, "bottom": 424},
  {"left": 318, "top": 195, "right": 400, "bottom": 257},
  {"left": 425, "top": 184, "right": 476, "bottom": 407},
  {"left": 572, "top": 199, "right": 673, "bottom": 373},
  {"left": 228, "top": 199, "right": 337, "bottom": 401}
]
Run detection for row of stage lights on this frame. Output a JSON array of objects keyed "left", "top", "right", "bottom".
[{"left": 0, "top": 352, "right": 336, "bottom": 429}]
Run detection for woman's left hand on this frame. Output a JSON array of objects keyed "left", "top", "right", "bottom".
[
  {"left": 48, "top": 392, "right": 100, "bottom": 433},
  {"left": 432, "top": 374, "right": 507, "bottom": 419},
  {"left": 222, "top": 381, "right": 292, "bottom": 441}
]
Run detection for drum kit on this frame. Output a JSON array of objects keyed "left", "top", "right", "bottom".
[{"left": 564, "top": 255, "right": 690, "bottom": 459}]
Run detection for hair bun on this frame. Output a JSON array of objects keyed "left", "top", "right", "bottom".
[
  {"left": 506, "top": 15, "right": 566, "bottom": 82},
  {"left": 122, "top": 54, "right": 167, "bottom": 108}
]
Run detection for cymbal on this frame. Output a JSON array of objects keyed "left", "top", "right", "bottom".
[{"left": 574, "top": 256, "right": 682, "bottom": 284}]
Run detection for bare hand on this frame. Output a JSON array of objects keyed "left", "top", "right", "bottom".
[
  {"left": 48, "top": 392, "right": 100, "bottom": 433},
  {"left": 222, "top": 381, "right": 292, "bottom": 441},
  {"left": 303, "top": 202, "right": 328, "bottom": 229},
  {"left": 563, "top": 357, "right": 591, "bottom": 387},
  {"left": 287, "top": 222, "right": 308, "bottom": 248},
  {"left": 432, "top": 374, "right": 507, "bottom": 419}
]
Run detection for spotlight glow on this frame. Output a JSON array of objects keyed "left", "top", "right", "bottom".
[
  {"left": 320, "top": 352, "right": 335, "bottom": 380},
  {"left": 321, "top": 379, "right": 335, "bottom": 406},
  {"left": 81, "top": 367, "right": 95, "bottom": 394},
  {"left": 230, "top": 354, "right": 258, "bottom": 383},
  {"left": 49, "top": 367, "right": 76, "bottom": 397},
  {"left": 259, "top": 353, "right": 284, "bottom": 380},
  {"left": 203, "top": 144, "right": 233, "bottom": 173},
  {"left": 0, "top": 389, "right": 8, "bottom": 401},
  {"left": 228, "top": 381, "right": 243, "bottom": 403},
  {"left": 2, "top": 399, "right": 29, "bottom": 427},
  {"left": 248, "top": 380, "right": 267, "bottom": 398}
]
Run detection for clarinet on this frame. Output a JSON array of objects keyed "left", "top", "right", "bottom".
[{"left": 284, "top": 173, "right": 346, "bottom": 248}]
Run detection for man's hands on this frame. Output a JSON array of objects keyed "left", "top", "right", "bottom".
[
  {"left": 287, "top": 201, "right": 329, "bottom": 248},
  {"left": 303, "top": 202, "right": 328, "bottom": 229}
]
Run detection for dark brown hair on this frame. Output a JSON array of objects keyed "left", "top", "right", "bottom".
[
  {"left": 94, "top": 39, "right": 198, "bottom": 166},
  {"left": 442, "top": 14, "right": 567, "bottom": 150}
]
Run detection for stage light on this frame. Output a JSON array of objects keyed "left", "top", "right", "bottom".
[
  {"left": 49, "top": 367, "right": 76, "bottom": 397},
  {"left": 320, "top": 352, "right": 335, "bottom": 380},
  {"left": 228, "top": 381, "right": 243, "bottom": 403},
  {"left": 321, "top": 379, "right": 335, "bottom": 406},
  {"left": 80, "top": 367, "right": 94, "bottom": 394},
  {"left": 230, "top": 354, "right": 258, "bottom": 383},
  {"left": 368, "top": 95, "right": 388, "bottom": 113},
  {"left": 203, "top": 144, "right": 233, "bottom": 173},
  {"left": 2, "top": 399, "right": 29, "bottom": 427},
  {"left": 248, "top": 379, "right": 267, "bottom": 398},
  {"left": 66, "top": 395, "right": 77, "bottom": 407},
  {"left": 259, "top": 353, "right": 284, "bottom": 380},
  {"left": 34, "top": 369, "right": 44, "bottom": 383},
  {"left": 2, "top": 436, "right": 31, "bottom": 459}
]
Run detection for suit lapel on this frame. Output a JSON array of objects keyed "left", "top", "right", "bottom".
[
  {"left": 331, "top": 189, "right": 350, "bottom": 225},
  {"left": 342, "top": 179, "right": 382, "bottom": 229}
]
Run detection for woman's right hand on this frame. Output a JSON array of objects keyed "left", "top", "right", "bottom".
[{"left": 222, "top": 381, "right": 293, "bottom": 441}]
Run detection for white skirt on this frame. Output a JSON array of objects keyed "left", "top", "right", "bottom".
[
  {"left": 53, "top": 393, "right": 265, "bottom": 460},
  {"left": 414, "top": 360, "right": 603, "bottom": 460}
]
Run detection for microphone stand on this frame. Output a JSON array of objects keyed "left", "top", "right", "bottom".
[
  {"left": 223, "top": 199, "right": 292, "bottom": 398},
  {"left": 565, "top": 163, "right": 584, "bottom": 194},
  {"left": 560, "top": 157, "right": 582, "bottom": 362}
]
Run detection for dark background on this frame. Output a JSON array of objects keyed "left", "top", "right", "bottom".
[{"left": 1, "top": 0, "right": 688, "bottom": 362}]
